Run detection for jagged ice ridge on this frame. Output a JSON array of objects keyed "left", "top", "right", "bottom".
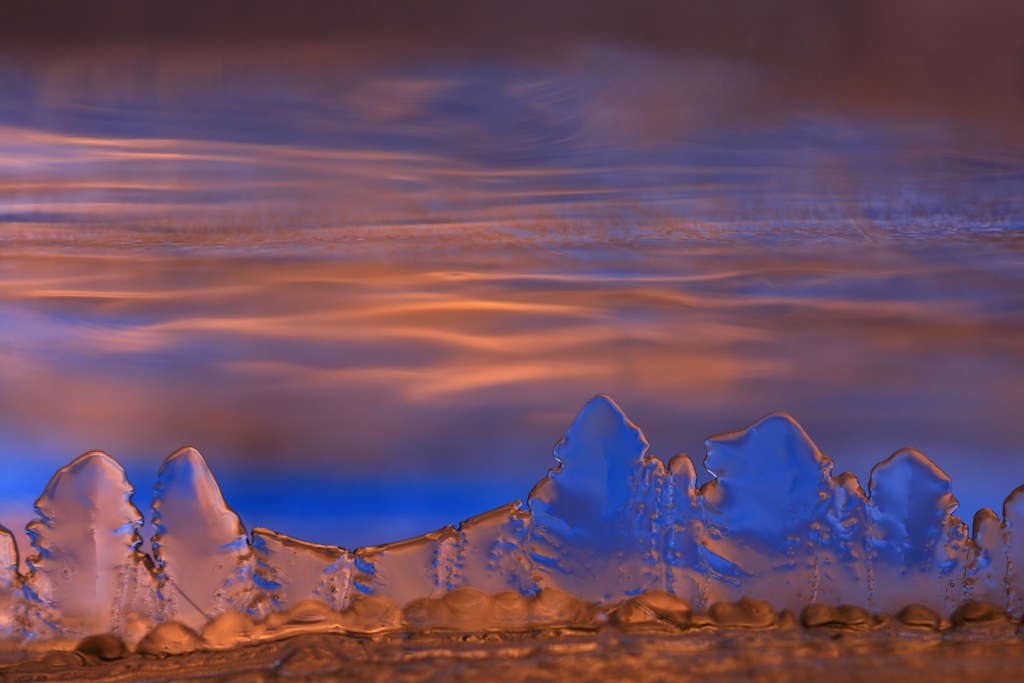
[{"left": 1, "top": 395, "right": 1023, "bottom": 643}]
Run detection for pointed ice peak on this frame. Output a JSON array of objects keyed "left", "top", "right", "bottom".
[
  {"left": 1003, "top": 484, "right": 1024, "bottom": 526},
  {"left": 972, "top": 508, "right": 1001, "bottom": 540},
  {"left": 24, "top": 450, "right": 153, "bottom": 637},
  {"left": 868, "top": 448, "right": 958, "bottom": 521},
  {"left": 967, "top": 507, "right": 1007, "bottom": 607},
  {"left": 152, "top": 446, "right": 249, "bottom": 629},
  {"left": 527, "top": 396, "right": 667, "bottom": 601},
  {"left": 32, "top": 451, "right": 141, "bottom": 525},
  {"left": 704, "top": 413, "right": 832, "bottom": 482},
  {"left": 553, "top": 395, "right": 649, "bottom": 470},
  {"left": 833, "top": 471, "right": 866, "bottom": 498},
  {"left": 667, "top": 453, "right": 697, "bottom": 490},
  {"left": 696, "top": 414, "right": 847, "bottom": 608},
  {"left": 700, "top": 413, "right": 833, "bottom": 541},
  {"left": 530, "top": 395, "right": 650, "bottom": 522},
  {"left": 867, "top": 448, "right": 966, "bottom": 611},
  {"left": 153, "top": 446, "right": 246, "bottom": 543}
]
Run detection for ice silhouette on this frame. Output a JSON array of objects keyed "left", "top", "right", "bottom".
[
  {"left": 22, "top": 452, "right": 157, "bottom": 639},
  {"left": 4, "top": 395, "right": 1024, "bottom": 645},
  {"left": 528, "top": 395, "right": 666, "bottom": 602},
  {"left": 152, "top": 447, "right": 251, "bottom": 629},
  {"left": 965, "top": 508, "right": 1007, "bottom": 608},
  {"left": 866, "top": 449, "right": 968, "bottom": 614},
  {"left": 0, "top": 525, "right": 21, "bottom": 635},
  {"left": 699, "top": 414, "right": 835, "bottom": 609},
  {"left": 698, "top": 414, "right": 876, "bottom": 611},
  {"left": 1002, "top": 485, "right": 1024, "bottom": 616},
  {"left": 664, "top": 454, "right": 705, "bottom": 604}
]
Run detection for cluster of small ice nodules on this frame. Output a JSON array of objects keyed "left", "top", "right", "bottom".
[
  {"left": 24, "top": 592, "right": 1024, "bottom": 668},
  {"left": 2, "top": 395, "right": 1024, "bottom": 652}
]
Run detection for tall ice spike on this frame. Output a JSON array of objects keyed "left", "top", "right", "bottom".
[
  {"left": 152, "top": 447, "right": 251, "bottom": 630},
  {"left": 23, "top": 452, "right": 158, "bottom": 640},
  {"left": 527, "top": 395, "right": 667, "bottom": 602}
]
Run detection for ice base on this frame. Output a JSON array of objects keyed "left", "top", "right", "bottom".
[{"left": 1, "top": 395, "right": 1023, "bottom": 644}]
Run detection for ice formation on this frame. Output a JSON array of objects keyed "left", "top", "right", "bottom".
[
  {"left": 152, "top": 447, "right": 251, "bottom": 629},
  {"left": 20, "top": 452, "right": 158, "bottom": 641},
  {"left": 1, "top": 395, "right": 1023, "bottom": 646}
]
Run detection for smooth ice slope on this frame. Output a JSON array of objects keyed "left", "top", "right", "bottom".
[
  {"left": 152, "top": 447, "right": 251, "bottom": 630},
  {"left": 4, "top": 395, "right": 1024, "bottom": 643}
]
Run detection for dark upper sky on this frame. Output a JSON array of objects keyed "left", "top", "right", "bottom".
[{"left": 3, "top": 1, "right": 1023, "bottom": 133}]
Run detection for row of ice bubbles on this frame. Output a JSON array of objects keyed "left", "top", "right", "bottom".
[{"left": 2, "top": 396, "right": 1024, "bottom": 644}]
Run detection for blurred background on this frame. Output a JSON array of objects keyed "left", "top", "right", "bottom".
[{"left": 1, "top": 1, "right": 1023, "bottom": 553}]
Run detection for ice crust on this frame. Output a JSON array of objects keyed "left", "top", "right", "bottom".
[{"left": 1, "top": 395, "right": 1023, "bottom": 644}]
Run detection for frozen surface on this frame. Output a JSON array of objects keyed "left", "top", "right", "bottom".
[
  {"left": 866, "top": 449, "right": 968, "bottom": 614},
  {"left": 151, "top": 447, "right": 250, "bottom": 630},
  {"left": 0, "top": 527, "right": 19, "bottom": 636},
  {"left": 21, "top": 453, "right": 157, "bottom": 640},
  {"left": 699, "top": 414, "right": 839, "bottom": 609},
  {"left": 528, "top": 396, "right": 666, "bottom": 601},
  {"left": 3, "top": 396, "right": 1024, "bottom": 647},
  {"left": 250, "top": 528, "right": 355, "bottom": 612},
  {"left": 1002, "top": 486, "right": 1024, "bottom": 615}
]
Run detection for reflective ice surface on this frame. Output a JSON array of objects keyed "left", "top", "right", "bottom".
[
  {"left": 152, "top": 447, "right": 251, "bottom": 629},
  {"left": 527, "top": 395, "right": 664, "bottom": 601},
  {"left": 22, "top": 452, "right": 156, "bottom": 640},
  {"left": 4, "top": 396, "right": 1024, "bottom": 644}
]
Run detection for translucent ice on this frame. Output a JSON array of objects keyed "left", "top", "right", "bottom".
[
  {"left": 315, "top": 501, "right": 533, "bottom": 608},
  {"left": 0, "top": 525, "right": 21, "bottom": 635},
  {"left": 964, "top": 508, "right": 1007, "bottom": 607},
  {"left": 152, "top": 447, "right": 251, "bottom": 629},
  {"left": 22, "top": 452, "right": 157, "bottom": 639},
  {"left": 250, "top": 528, "right": 358, "bottom": 612},
  {"left": 454, "top": 501, "right": 533, "bottom": 595},
  {"left": 699, "top": 414, "right": 837, "bottom": 609},
  {"left": 1001, "top": 485, "right": 1024, "bottom": 616},
  {"left": 355, "top": 525, "right": 461, "bottom": 606},
  {"left": 866, "top": 448, "right": 968, "bottom": 614},
  {"left": 4, "top": 394, "right": 1024, "bottom": 646},
  {"left": 527, "top": 395, "right": 667, "bottom": 602}
]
